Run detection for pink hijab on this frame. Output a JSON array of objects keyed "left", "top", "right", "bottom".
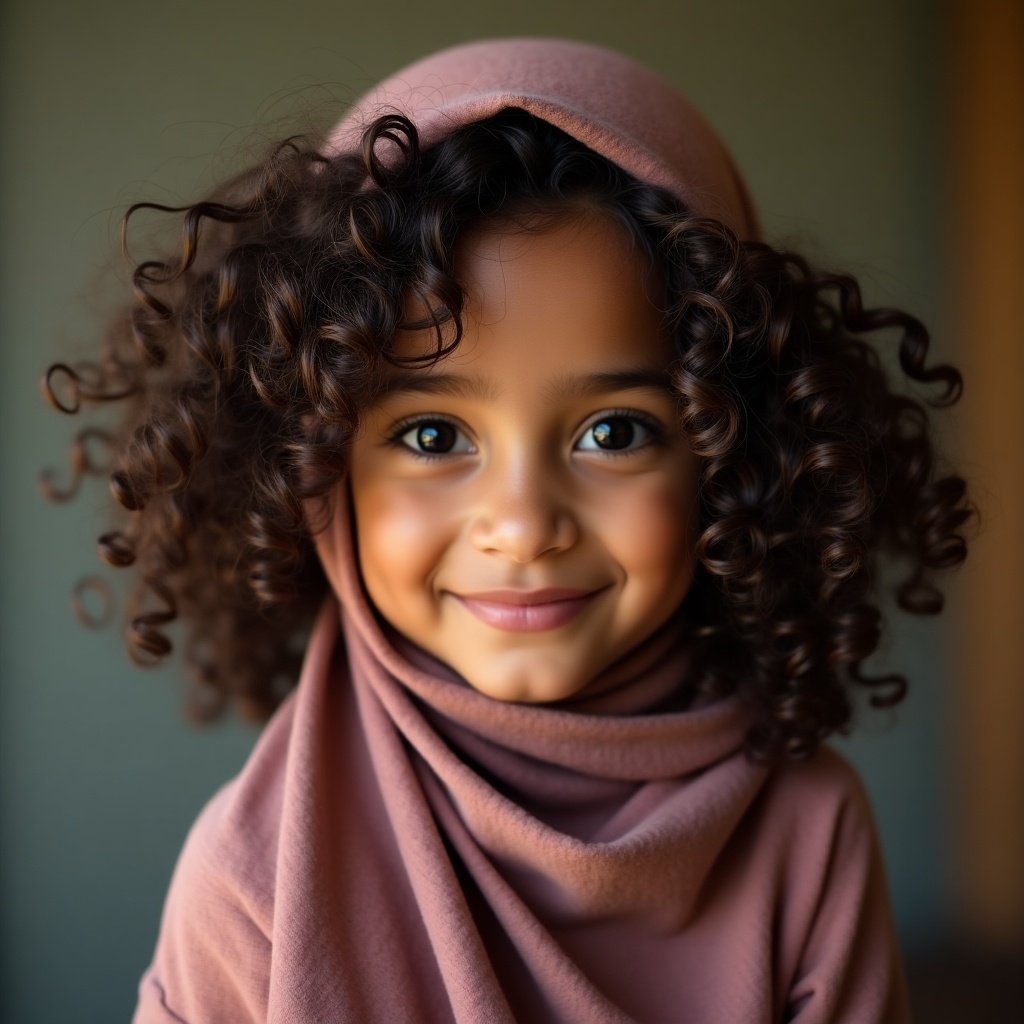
[
  {"left": 325, "top": 36, "right": 761, "bottom": 240},
  {"left": 133, "top": 37, "right": 910, "bottom": 1023}
]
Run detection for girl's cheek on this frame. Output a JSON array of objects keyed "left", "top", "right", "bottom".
[
  {"left": 591, "top": 470, "right": 698, "bottom": 570},
  {"left": 352, "top": 476, "right": 461, "bottom": 614}
]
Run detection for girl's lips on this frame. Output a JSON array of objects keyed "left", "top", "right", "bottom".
[{"left": 453, "top": 589, "right": 603, "bottom": 632}]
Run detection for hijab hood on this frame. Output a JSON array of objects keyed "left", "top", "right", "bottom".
[{"left": 324, "top": 36, "right": 762, "bottom": 240}]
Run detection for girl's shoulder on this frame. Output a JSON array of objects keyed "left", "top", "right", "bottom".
[
  {"left": 752, "top": 746, "right": 911, "bottom": 1019},
  {"left": 748, "top": 742, "right": 893, "bottom": 931},
  {"left": 133, "top": 705, "right": 299, "bottom": 1022},
  {"left": 770, "top": 742, "right": 874, "bottom": 804},
  {"left": 758, "top": 742, "right": 883, "bottom": 846},
  {"left": 158, "top": 693, "right": 300, "bottom": 924},
  {"left": 134, "top": 763, "right": 277, "bottom": 1023}
]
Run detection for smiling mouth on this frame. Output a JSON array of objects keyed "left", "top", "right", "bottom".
[{"left": 453, "top": 589, "right": 604, "bottom": 632}]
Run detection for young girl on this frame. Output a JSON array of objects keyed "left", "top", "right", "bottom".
[{"left": 44, "top": 37, "right": 973, "bottom": 1023}]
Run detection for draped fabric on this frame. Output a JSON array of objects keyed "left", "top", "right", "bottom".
[
  {"left": 134, "top": 493, "right": 910, "bottom": 1022},
  {"left": 323, "top": 36, "right": 762, "bottom": 241},
  {"left": 133, "top": 36, "right": 911, "bottom": 1023}
]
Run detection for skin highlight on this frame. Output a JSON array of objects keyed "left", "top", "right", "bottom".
[{"left": 345, "top": 211, "right": 700, "bottom": 704}]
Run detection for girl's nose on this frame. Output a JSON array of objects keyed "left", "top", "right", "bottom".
[{"left": 467, "top": 457, "right": 579, "bottom": 564}]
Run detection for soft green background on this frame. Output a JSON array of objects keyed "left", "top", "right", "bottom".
[{"left": 1, "top": 1, "right": 956, "bottom": 1020}]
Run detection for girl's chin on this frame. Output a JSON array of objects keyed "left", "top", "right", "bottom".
[
  {"left": 466, "top": 682, "right": 589, "bottom": 704},
  {"left": 453, "top": 656, "right": 601, "bottom": 705}
]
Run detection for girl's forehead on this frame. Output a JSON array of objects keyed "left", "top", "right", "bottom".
[
  {"left": 395, "top": 211, "right": 666, "bottom": 365},
  {"left": 456, "top": 214, "right": 616, "bottom": 290},
  {"left": 389, "top": 211, "right": 671, "bottom": 385}
]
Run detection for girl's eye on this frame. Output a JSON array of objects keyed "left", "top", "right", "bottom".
[
  {"left": 387, "top": 410, "right": 662, "bottom": 461},
  {"left": 576, "top": 412, "right": 661, "bottom": 455},
  {"left": 391, "top": 418, "right": 475, "bottom": 459}
]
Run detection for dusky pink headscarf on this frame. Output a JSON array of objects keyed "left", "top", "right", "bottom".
[
  {"left": 133, "top": 37, "right": 910, "bottom": 1024},
  {"left": 325, "top": 36, "right": 762, "bottom": 241}
]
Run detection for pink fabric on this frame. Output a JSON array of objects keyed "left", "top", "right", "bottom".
[
  {"left": 133, "top": 491, "right": 910, "bottom": 1023},
  {"left": 132, "top": 37, "right": 911, "bottom": 1023},
  {"left": 324, "top": 37, "right": 762, "bottom": 240}
]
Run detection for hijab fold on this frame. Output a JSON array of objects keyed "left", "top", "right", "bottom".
[{"left": 278, "top": 500, "right": 773, "bottom": 1022}]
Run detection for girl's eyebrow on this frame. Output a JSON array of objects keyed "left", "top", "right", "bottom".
[{"left": 379, "top": 366, "right": 676, "bottom": 402}]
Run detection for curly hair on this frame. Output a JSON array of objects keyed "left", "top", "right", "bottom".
[{"left": 41, "top": 106, "right": 976, "bottom": 761}]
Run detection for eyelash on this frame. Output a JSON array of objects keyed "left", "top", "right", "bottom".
[
  {"left": 384, "top": 417, "right": 467, "bottom": 463},
  {"left": 384, "top": 409, "right": 666, "bottom": 463}
]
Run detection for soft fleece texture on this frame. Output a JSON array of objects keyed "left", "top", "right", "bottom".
[
  {"left": 324, "top": 37, "right": 761, "bottom": 240},
  {"left": 133, "top": 37, "right": 911, "bottom": 1023}
]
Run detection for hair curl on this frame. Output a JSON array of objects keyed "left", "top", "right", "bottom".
[{"left": 41, "top": 106, "right": 976, "bottom": 760}]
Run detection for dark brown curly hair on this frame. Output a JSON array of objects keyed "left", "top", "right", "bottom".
[{"left": 41, "top": 106, "right": 976, "bottom": 762}]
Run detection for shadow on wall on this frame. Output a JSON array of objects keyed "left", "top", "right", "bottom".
[
  {"left": 906, "top": 944, "right": 1024, "bottom": 1021},
  {"left": 910, "top": 0, "right": 1024, "bottom": 1018}
]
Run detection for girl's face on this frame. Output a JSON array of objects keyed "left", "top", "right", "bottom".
[{"left": 348, "top": 210, "right": 699, "bottom": 703}]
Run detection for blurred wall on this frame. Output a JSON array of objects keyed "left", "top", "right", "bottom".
[
  {"left": 0, "top": 1, "right": 995, "bottom": 1020},
  {"left": 949, "top": 0, "right": 1024, "bottom": 952}
]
